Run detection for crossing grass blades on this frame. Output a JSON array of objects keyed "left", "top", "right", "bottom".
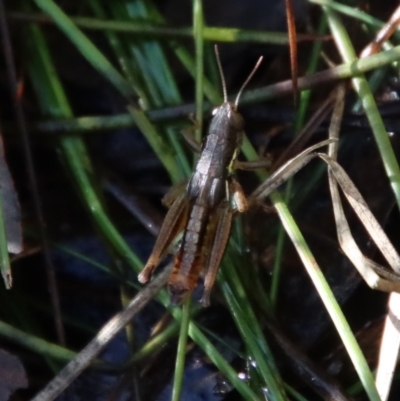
[
  {"left": 139, "top": 51, "right": 400, "bottom": 308},
  {"left": 22, "top": 2, "right": 400, "bottom": 399}
]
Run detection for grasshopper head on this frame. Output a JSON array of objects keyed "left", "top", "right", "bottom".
[{"left": 211, "top": 102, "right": 245, "bottom": 133}]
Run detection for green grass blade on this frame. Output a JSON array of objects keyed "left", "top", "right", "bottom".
[
  {"left": 193, "top": 0, "right": 204, "bottom": 143},
  {"left": 33, "top": 0, "right": 134, "bottom": 100},
  {"left": 0, "top": 191, "right": 11, "bottom": 288},
  {"left": 171, "top": 299, "right": 191, "bottom": 401},
  {"left": 25, "top": 21, "right": 143, "bottom": 273},
  {"left": 9, "top": 11, "right": 318, "bottom": 44},
  {"left": 270, "top": 15, "right": 328, "bottom": 306},
  {"left": 272, "top": 196, "right": 380, "bottom": 401},
  {"left": 0, "top": 319, "right": 76, "bottom": 361},
  {"left": 33, "top": 0, "right": 184, "bottom": 182}
]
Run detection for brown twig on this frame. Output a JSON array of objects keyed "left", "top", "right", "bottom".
[
  {"left": 284, "top": 0, "right": 299, "bottom": 106},
  {"left": 31, "top": 265, "right": 172, "bottom": 401}
]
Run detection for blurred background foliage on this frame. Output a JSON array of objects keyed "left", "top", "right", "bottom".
[{"left": 1, "top": 0, "right": 400, "bottom": 400}]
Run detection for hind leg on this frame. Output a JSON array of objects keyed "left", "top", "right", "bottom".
[{"left": 138, "top": 193, "right": 189, "bottom": 284}]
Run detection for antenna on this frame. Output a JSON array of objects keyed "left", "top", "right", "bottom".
[
  {"left": 214, "top": 45, "right": 228, "bottom": 103},
  {"left": 234, "top": 56, "right": 263, "bottom": 107}
]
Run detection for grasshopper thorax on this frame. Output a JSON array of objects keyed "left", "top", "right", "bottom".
[{"left": 211, "top": 102, "right": 245, "bottom": 135}]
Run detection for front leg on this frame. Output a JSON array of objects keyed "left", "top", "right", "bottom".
[
  {"left": 234, "top": 157, "right": 272, "bottom": 171},
  {"left": 230, "top": 178, "right": 248, "bottom": 212}
]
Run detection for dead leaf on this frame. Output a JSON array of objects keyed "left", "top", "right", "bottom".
[{"left": 0, "top": 135, "right": 22, "bottom": 254}]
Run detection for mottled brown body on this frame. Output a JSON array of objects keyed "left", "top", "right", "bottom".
[
  {"left": 138, "top": 101, "right": 246, "bottom": 306},
  {"left": 168, "top": 102, "right": 245, "bottom": 305},
  {"left": 138, "top": 51, "right": 262, "bottom": 306}
]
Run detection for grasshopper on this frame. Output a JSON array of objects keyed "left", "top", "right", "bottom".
[
  {"left": 138, "top": 48, "right": 263, "bottom": 306},
  {"left": 138, "top": 47, "right": 400, "bottom": 309}
]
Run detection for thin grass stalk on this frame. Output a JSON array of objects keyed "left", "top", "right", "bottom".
[
  {"left": 270, "top": 15, "right": 328, "bottom": 305},
  {"left": 296, "top": 15, "right": 328, "bottom": 127},
  {"left": 242, "top": 45, "right": 400, "bottom": 104},
  {"left": 171, "top": 298, "right": 191, "bottom": 401},
  {"left": 9, "top": 11, "right": 320, "bottom": 44},
  {"left": 130, "top": 319, "right": 181, "bottom": 364},
  {"left": 0, "top": 192, "right": 10, "bottom": 287},
  {"left": 0, "top": 320, "right": 76, "bottom": 361},
  {"left": 269, "top": 198, "right": 287, "bottom": 306},
  {"left": 352, "top": 66, "right": 390, "bottom": 113},
  {"left": 271, "top": 195, "right": 380, "bottom": 401},
  {"left": 193, "top": 0, "right": 204, "bottom": 143}
]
